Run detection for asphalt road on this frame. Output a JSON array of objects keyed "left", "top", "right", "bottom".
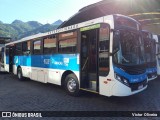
[{"left": 0, "top": 73, "right": 160, "bottom": 120}]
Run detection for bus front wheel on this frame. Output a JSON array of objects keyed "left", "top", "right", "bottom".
[
  {"left": 17, "top": 67, "right": 23, "bottom": 81},
  {"left": 64, "top": 74, "right": 80, "bottom": 96}
]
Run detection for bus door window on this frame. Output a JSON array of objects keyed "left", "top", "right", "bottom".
[
  {"left": 99, "top": 25, "right": 110, "bottom": 76},
  {"left": 80, "top": 29, "right": 98, "bottom": 89},
  {"left": 81, "top": 30, "right": 97, "bottom": 72},
  {"left": 81, "top": 33, "right": 88, "bottom": 71},
  {"left": 1, "top": 48, "right": 4, "bottom": 64},
  {"left": 9, "top": 45, "right": 15, "bottom": 72},
  {"left": 89, "top": 30, "right": 97, "bottom": 72}
]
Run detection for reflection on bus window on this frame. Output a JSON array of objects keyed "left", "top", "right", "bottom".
[
  {"left": 33, "top": 40, "right": 41, "bottom": 54},
  {"left": 59, "top": 38, "right": 76, "bottom": 53},
  {"left": 58, "top": 31, "right": 77, "bottom": 53},
  {"left": 144, "top": 39, "right": 156, "bottom": 63},
  {"left": 22, "top": 41, "right": 30, "bottom": 55},
  {"left": 15, "top": 43, "right": 22, "bottom": 55},
  {"left": 114, "top": 30, "right": 145, "bottom": 65},
  {"left": 44, "top": 36, "right": 56, "bottom": 54},
  {"left": 99, "top": 26, "right": 109, "bottom": 76}
]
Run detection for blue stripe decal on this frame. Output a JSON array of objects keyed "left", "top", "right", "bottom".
[
  {"left": 113, "top": 66, "right": 147, "bottom": 83},
  {"left": 146, "top": 67, "right": 157, "bottom": 74},
  {"left": 7, "top": 54, "right": 79, "bottom": 71}
]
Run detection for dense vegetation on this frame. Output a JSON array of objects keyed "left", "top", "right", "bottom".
[{"left": 0, "top": 20, "right": 63, "bottom": 40}]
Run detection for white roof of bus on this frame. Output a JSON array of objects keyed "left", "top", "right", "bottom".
[
  {"left": 5, "top": 15, "right": 106, "bottom": 45},
  {"left": 5, "top": 14, "right": 135, "bottom": 46}
]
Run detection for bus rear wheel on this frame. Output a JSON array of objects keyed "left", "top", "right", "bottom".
[
  {"left": 17, "top": 67, "right": 23, "bottom": 81},
  {"left": 64, "top": 74, "right": 80, "bottom": 96}
]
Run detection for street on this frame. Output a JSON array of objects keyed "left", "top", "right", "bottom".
[{"left": 0, "top": 73, "right": 160, "bottom": 119}]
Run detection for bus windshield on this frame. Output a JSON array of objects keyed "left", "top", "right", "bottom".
[
  {"left": 113, "top": 30, "right": 145, "bottom": 66},
  {"left": 157, "top": 42, "right": 160, "bottom": 65},
  {"left": 144, "top": 38, "right": 156, "bottom": 63}
]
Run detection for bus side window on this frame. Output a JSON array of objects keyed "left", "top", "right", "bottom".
[
  {"left": 58, "top": 31, "right": 77, "bottom": 53},
  {"left": 43, "top": 36, "right": 56, "bottom": 54},
  {"left": 99, "top": 25, "right": 110, "bottom": 76},
  {"left": 33, "top": 40, "right": 41, "bottom": 55},
  {"left": 15, "top": 43, "right": 22, "bottom": 56},
  {"left": 22, "top": 41, "right": 31, "bottom": 55}
]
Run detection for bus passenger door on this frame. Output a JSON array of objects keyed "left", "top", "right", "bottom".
[
  {"left": 80, "top": 24, "right": 99, "bottom": 92},
  {"left": 9, "top": 46, "right": 15, "bottom": 73},
  {"left": 80, "top": 24, "right": 110, "bottom": 93},
  {"left": 0, "top": 47, "right": 4, "bottom": 71}
]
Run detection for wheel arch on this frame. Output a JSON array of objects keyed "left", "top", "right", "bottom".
[{"left": 61, "top": 70, "right": 78, "bottom": 87}]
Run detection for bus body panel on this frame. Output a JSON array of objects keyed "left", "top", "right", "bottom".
[
  {"left": 99, "top": 24, "right": 115, "bottom": 96},
  {"left": 111, "top": 80, "right": 147, "bottom": 96},
  {"left": 13, "top": 65, "right": 80, "bottom": 85},
  {"left": 99, "top": 64, "right": 147, "bottom": 97},
  {"left": 7, "top": 54, "right": 80, "bottom": 85},
  {"left": 146, "top": 67, "right": 157, "bottom": 81}
]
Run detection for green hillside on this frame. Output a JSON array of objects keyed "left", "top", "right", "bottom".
[{"left": 0, "top": 20, "right": 63, "bottom": 40}]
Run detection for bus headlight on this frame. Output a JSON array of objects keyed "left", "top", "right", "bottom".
[{"left": 114, "top": 73, "right": 129, "bottom": 86}]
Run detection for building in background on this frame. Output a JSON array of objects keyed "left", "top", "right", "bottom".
[{"left": 59, "top": 0, "right": 160, "bottom": 35}]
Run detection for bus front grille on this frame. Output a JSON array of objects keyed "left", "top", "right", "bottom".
[{"left": 129, "top": 79, "right": 147, "bottom": 92}]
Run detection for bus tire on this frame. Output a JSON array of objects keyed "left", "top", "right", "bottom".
[
  {"left": 64, "top": 74, "right": 80, "bottom": 96},
  {"left": 17, "top": 67, "right": 23, "bottom": 81}
]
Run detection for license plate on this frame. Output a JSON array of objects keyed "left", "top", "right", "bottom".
[{"left": 138, "top": 85, "right": 143, "bottom": 90}]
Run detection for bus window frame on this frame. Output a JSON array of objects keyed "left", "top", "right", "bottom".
[
  {"left": 15, "top": 42, "right": 22, "bottom": 56},
  {"left": 32, "top": 39, "right": 43, "bottom": 55},
  {"left": 43, "top": 35, "right": 57, "bottom": 55},
  {"left": 98, "top": 23, "right": 110, "bottom": 76},
  {"left": 58, "top": 30, "right": 78, "bottom": 54},
  {"left": 22, "top": 40, "right": 31, "bottom": 56}
]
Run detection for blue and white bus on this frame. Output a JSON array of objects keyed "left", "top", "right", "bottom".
[
  {"left": 4, "top": 14, "right": 147, "bottom": 97},
  {"left": 0, "top": 46, "right": 5, "bottom": 72},
  {"left": 0, "top": 37, "right": 11, "bottom": 72},
  {"left": 153, "top": 34, "right": 160, "bottom": 76},
  {"left": 142, "top": 30, "right": 157, "bottom": 81}
]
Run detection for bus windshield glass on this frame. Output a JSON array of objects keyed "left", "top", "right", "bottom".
[
  {"left": 113, "top": 30, "right": 145, "bottom": 66},
  {"left": 157, "top": 42, "right": 160, "bottom": 65},
  {"left": 144, "top": 38, "right": 156, "bottom": 63},
  {"left": 115, "top": 16, "right": 139, "bottom": 30}
]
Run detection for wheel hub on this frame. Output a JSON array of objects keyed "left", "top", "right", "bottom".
[{"left": 67, "top": 78, "right": 76, "bottom": 92}]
